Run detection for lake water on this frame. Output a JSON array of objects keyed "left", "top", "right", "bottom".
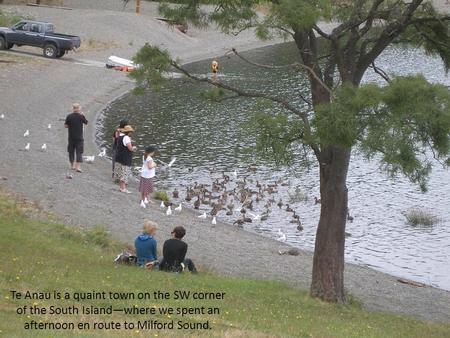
[{"left": 97, "top": 43, "right": 450, "bottom": 291}]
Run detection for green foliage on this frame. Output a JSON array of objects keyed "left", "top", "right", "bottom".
[
  {"left": 271, "top": 0, "right": 331, "bottom": 31},
  {"left": 199, "top": 87, "right": 226, "bottom": 100},
  {"left": 313, "top": 76, "right": 450, "bottom": 191},
  {"left": 0, "top": 10, "right": 24, "bottom": 27},
  {"left": 247, "top": 107, "right": 304, "bottom": 165},
  {"left": 154, "top": 190, "right": 170, "bottom": 202},
  {"left": 404, "top": 208, "right": 440, "bottom": 227},
  {"left": 84, "top": 225, "right": 113, "bottom": 248},
  {"left": 128, "top": 43, "right": 172, "bottom": 92},
  {"left": 313, "top": 83, "right": 382, "bottom": 148},
  {"left": 360, "top": 76, "right": 450, "bottom": 191}
]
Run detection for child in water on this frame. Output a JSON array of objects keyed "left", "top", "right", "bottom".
[{"left": 139, "top": 146, "right": 157, "bottom": 208}]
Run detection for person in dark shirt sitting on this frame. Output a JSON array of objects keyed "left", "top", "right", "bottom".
[{"left": 159, "top": 226, "right": 197, "bottom": 273}]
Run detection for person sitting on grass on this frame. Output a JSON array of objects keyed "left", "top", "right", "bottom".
[
  {"left": 135, "top": 220, "right": 159, "bottom": 268},
  {"left": 158, "top": 226, "right": 197, "bottom": 273}
]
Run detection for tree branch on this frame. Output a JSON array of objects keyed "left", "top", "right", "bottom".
[
  {"left": 229, "top": 47, "right": 330, "bottom": 100},
  {"left": 168, "top": 60, "right": 321, "bottom": 158},
  {"left": 370, "top": 62, "right": 391, "bottom": 83},
  {"left": 354, "top": 0, "right": 425, "bottom": 84}
]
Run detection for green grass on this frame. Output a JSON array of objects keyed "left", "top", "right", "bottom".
[
  {"left": 154, "top": 190, "right": 170, "bottom": 202},
  {"left": 0, "top": 9, "right": 24, "bottom": 27},
  {"left": 0, "top": 189, "right": 449, "bottom": 337},
  {"left": 404, "top": 208, "right": 440, "bottom": 227}
]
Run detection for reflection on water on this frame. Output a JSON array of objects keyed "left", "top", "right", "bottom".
[{"left": 98, "top": 43, "right": 450, "bottom": 290}]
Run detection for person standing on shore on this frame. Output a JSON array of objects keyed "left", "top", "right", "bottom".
[
  {"left": 112, "top": 119, "right": 128, "bottom": 181},
  {"left": 64, "top": 103, "right": 88, "bottom": 173},
  {"left": 115, "top": 125, "right": 136, "bottom": 193},
  {"left": 139, "top": 146, "right": 157, "bottom": 208}
]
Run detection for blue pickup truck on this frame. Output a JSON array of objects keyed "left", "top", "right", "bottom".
[{"left": 0, "top": 20, "right": 81, "bottom": 58}]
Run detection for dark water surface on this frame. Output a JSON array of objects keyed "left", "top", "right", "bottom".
[{"left": 97, "top": 43, "right": 450, "bottom": 290}]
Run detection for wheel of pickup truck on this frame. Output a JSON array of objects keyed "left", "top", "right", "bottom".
[
  {"left": 43, "top": 44, "right": 58, "bottom": 58},
  {"left": 0, "top": 36, "right": 8, "bottom": 50},
  {"left": 56, "top": 50, "right": 66, "bottom": 58}
]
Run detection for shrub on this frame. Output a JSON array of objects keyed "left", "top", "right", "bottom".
[
  {"left": 154, "top": 190, "right": 169, "bottom": 202},
  {"left": 84, "top": 225, "right": 113, "bottom": 248},
  {"left": 404, "top": 209, "right": 439, "bottom": 226},
  {"left": 0, "top": 10, "right": 23, "bottom": 27}
]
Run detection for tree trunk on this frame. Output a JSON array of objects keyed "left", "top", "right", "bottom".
[{"left": 310, "top": 145, "right": 351, "bottom": 303}]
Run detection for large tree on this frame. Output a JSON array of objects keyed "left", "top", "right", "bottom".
[{"left": 130, "top": 0, "right": 450, "bottom": 303}]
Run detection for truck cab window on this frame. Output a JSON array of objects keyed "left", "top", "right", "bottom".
[{"left": 15, "top": 22, "right": 30, "bottom": 31}]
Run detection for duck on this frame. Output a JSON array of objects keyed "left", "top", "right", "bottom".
[
  {"left": 243, "top": 216, "right": 252, "bottom": 223},
  {"left": 347, "top": 210, "right": 354, "bottom": 222},
  {"left": 314, "top": 196, "right": 321, "bottom": 204},
  {"left": 285, "top": 204, "right": 294, "bottom": 212},
  {"left": 194, "top": 197, "right": 200, "bottom": 210},
  {"left": 277, "top": 199, "right": 283, "bottom": 208},
  {"left": 166, "top": 206, "right": 172, "bottom": 216},
  {"left": 233, "top": 219, "right": 244, "bottom": 227},
  {"left": 172, "top": 188, "right": 179, "bottom": 199}
]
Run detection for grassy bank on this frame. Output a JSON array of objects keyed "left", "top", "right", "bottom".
[
  {"left": 0, "top": 9, "right": 21, "bottom": 27},
  {"left": 0, "top": 189, "right": 449, "bottom": 337}
]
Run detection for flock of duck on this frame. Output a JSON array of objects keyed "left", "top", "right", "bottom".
[{"left": 156, "top": 168, "right": 323, "bottom": 242}]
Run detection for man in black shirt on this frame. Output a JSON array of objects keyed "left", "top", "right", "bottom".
[
  {"left": 64, "top": 103, "right": 88, "bottom": 172},
  {"left": 159, "top": 226, "right": 197, "bottom": 273}
]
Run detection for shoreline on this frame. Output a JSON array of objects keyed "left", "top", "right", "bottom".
[{"left": 1, "top": 1, "right": 450, "bottom": 324}]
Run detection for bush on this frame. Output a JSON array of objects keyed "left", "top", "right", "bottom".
[
  {"left": 154, "top": 190, "right": 169, "bottom": 202},
  {"left": 84, "top": 225, "right": 113, "bottom": 248},
  {"left": 0, "top": 10, "right": 23, "bottom": 27},
  {"left": 404, "top": 209, "right": 439, "bottom": 226}
]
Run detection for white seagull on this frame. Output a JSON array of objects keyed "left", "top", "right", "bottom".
[
  {"left": 41, "top": 143, "right": 47, "bottom": 151},
  {"left": 198, "top": 212, "right": 207, "bottom": 219},
  {"left": 160, "top": 201, "right": 165, "bottom": 208},
  {"left": 1, "top": 114, "right": 4, "bottom": 119},
  {"left": 83, "top": 155, "right": 95, "bottom": 163},
  {"left": 175, "top": 204, "right": 182, "bottom": 211},
  {"left": 212, "top": 217, "right": 217, "bottom": 225},
  {"left": 47, "top": 123, "right": 52, "bottom": 130},
  {"left": 23, "top": 130, "right": 29, "bottom": 137},
  {"left": 277, "top": 228, "right": 287, "bottom": 242},
  {"left": 166, "top": 205, "right": 172, "bottom": 216},
  {"left": 98, "top": 148, "right": 107, "bottom": 157},
  {"left": 248, "top": 212, "right": 261, "bottom": 221},
  {"left": 233, "top": 169, "right": 238, "bottom": 178},
  {"left": 167, "top": 157, "right": 177, "bottom": 167},
  {"left": 25, "top": 143, "right": 30, "bottom": 151}
]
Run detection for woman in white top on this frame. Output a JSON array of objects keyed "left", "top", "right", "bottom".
[{"left": 139, "top": 146, "right": 157, "bottom": 208}]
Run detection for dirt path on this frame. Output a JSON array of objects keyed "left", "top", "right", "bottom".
[{"left": 0, "top": 1, "right": 449, "bottom": 323}]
